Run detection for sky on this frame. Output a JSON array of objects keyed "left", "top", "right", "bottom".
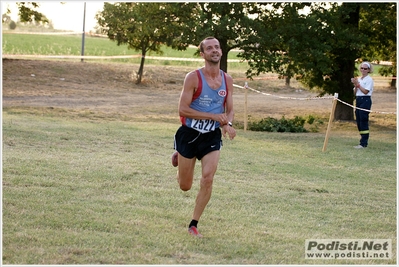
[
  {"left": 2, "top": 2, "right": 105, "bottom": 32},
  {"left": 2, "top": 2, "right": 314, "bottom": 32}
]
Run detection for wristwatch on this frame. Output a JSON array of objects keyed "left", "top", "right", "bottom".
[{"left": 228, "top": 122, "right": 233, "bottom": 127}]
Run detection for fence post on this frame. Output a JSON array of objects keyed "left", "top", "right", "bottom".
[
  {"left": 322, "top": 93, "right": 339, "bottom": 152},
  {"left": 244, "top": 82, "right": 248, "bottom": 132}
]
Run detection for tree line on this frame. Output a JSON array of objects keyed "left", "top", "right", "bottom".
[{"left": 9, "top": 2, "right": 397, "bottom": 121}]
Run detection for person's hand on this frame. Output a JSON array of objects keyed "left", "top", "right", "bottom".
[
  {"left": 222, "top": 124, "right": 236, "bottom": 140},
  {"left": 213, "top": 114, "right": 229, "bottom": 126},
  {"left": 351, "top": 78, "right": 358, "bottom": 85}
]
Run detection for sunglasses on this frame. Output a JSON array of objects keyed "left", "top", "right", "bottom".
[{"left": 360, "top": 67, "right": 369, "bottom": 70}]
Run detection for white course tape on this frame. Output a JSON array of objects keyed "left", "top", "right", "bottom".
[
  {"left": 234, "top": 84, "right": 396, "bottom": 115},
  {"left": 233, "top": 83, "right": 334, "bottom": 101},
  {"left": 336, "top": 98, "right": 396, "bottom": 115},
  {"left": 2, "top": 54, "right": 241, "bottom": 62}
]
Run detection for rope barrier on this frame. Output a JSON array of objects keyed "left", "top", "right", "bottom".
[
  {"left": 2, "top": 54, "right": 143, "bottom": 59},
  {"left": 233, "top": 83, "right": 396, "bottom": 115},
  {"left": 2, "top": 54, "right": 242, "bottom": 62},
  {"left": 233, "top": 83, "right": 334, "bottom": 101},
  {"left": 336, "top": 98, "right": 397, "bottom": 115}
]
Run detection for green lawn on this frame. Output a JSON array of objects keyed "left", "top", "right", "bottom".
[
  {"left": 2, "top": 32, "right": 244, "bottom": 69},
  {"left": 2, "top": 32, "right": 387, "bottom": 74},
  {"left": 2, "top": 109, "right": 396, "bottom": 264}
]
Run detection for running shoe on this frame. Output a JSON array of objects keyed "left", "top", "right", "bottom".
[
  {"left": 171, "top": 151, "right": 178, "bottom": 167},
  {"left": 188, "top": 226, "right": 203, "bottom": 237}
]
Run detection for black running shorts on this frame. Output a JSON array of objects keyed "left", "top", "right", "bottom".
[{"left": 174, "top": 125, "right": 223, "bottom": 160}]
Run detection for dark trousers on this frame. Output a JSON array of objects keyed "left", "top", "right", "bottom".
[{"left": 355, "top": 96, "right": 372, "bottom": 147}]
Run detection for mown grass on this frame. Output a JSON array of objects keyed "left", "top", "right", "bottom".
[
  {"left": 2, "top": 107, "right": 396, "bottom": 264},
  {"left": 2, "top": 32, "right": 245, "bottom": 70},
  {"left": 3, "top": 32, "right": 389, "bottom": 75}
]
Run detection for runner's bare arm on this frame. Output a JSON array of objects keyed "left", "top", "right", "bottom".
[
  {"left": 224, "top": 74, "right": 235, "bottom": 123},
  {"left": 222, "top": 74, "right": 236, "bottom": 140}
]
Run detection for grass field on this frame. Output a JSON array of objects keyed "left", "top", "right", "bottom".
[
  {"left": 2, "top": 32, "right": 245, "bottom": 69},
  {"left": 2, "top": 109, "right": 396, "bottom": 264},
  {"left": 1, "top": 32, "right": 387, "bottom": 74},
  {"left": 2, "top": 31, "right": 397, "bottom": 264}
]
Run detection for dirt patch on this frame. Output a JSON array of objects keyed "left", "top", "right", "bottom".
[{"left": 2, "top": 58, "right": 397, "bottom": 125}]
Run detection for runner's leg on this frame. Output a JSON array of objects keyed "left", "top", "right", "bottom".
[
  {"left": 192, "top": 150, "right": 220, "bottom": 221},
  {"left": 177, "top": 154, "right": 196, "bottom": 191}
]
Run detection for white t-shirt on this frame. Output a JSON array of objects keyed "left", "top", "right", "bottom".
[{"left": 355, "top": 75, "right": 374, "bottom": 96}]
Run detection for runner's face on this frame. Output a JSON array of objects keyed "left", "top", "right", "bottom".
[{"left": 201, "top": 39, "right": 222, "bottom": 63}]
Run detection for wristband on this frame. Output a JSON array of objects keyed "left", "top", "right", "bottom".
[{"left": 228, "top": 122, "right": 233, "bottom": 127}]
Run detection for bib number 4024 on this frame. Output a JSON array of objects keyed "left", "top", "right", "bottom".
[{"left": 191, "top": 119, "right": 216, "bottom": 133}]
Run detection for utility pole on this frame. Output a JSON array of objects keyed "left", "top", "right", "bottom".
[{"left": 81, "top": 2, "right": 86, "bottom": 62}]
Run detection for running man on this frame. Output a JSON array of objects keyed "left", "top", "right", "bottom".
[{"left": 172, "top": 37, "right": 236, "bottom": 237}]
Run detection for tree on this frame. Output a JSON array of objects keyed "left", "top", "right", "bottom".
[
  {"left": 96, "top": 2, "right": 193, "bottom": 84},
  {"left": 239, "top": 3, "right": 357, "bottom": 120},
  {"left": 328, "top": 3, "right": 362, "bottom": 121},
  {"left": 238, "top": 3, "right": 324, "bottom": 86},
  {"left": 2, "top": 13, "right": 12, "bottom": 24},
  {"left": 3, "top": 2, "right": 52, "bottom": 30},
  {"left": 180, "top": 2, "right": 259, "bottom": 73},
  {"left": 9, "top": 2, "right": 49, "bottom": 24},
  {"left": 238, "top": 3, "right": 395, "bottom": 121},
  {"left": 359, "top": 3, "right": 397, "bottom": 88},
  {"left": 96, "top": 2, "right": 267, "bottom": 80}
]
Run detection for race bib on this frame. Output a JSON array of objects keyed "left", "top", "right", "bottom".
[{"left": 191, "top": 119, "right": 216, "bottom": 133}]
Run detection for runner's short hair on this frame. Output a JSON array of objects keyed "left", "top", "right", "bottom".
[{"left": 199, "top": 37, "right": 218, "bottom": 53}]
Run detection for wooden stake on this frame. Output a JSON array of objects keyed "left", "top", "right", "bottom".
[
  {"left": 322, "top": 93, "right": 339, "bottom": 152},
  {"left": 244, "top": 82, "right": 248, "bottom": 132}
]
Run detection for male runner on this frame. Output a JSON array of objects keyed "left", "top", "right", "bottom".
[{"left": 172, "top": 36, "right": 236, "bottom": 237}]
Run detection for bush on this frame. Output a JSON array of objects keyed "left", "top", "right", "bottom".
[
  {"left": 9, "top": 20, "right": 17, "bottom": 30},
  {"left": 248, "top": 115, "right": 323, "bottom": 133}
]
